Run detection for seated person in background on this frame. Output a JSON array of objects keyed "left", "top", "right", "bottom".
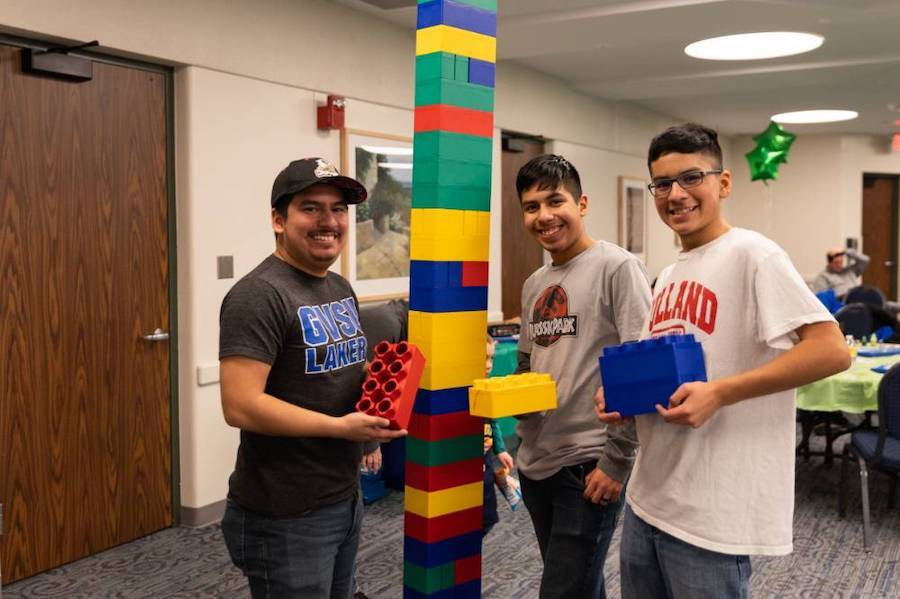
[{"left": 812, "top": 246, "right": 870, "bottom": 298}]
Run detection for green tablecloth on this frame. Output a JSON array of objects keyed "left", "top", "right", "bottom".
[{"left": 796, "top": 354, "right": 899, "bottom": 413}]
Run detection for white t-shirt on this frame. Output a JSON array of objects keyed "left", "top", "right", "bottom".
[{"left": 626, "top": 228, "right": 834, "bottom": 556}]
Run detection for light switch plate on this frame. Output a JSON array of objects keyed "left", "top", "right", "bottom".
[
  {"left": 197, "top": 364, "right": 220, "bottom": 386},
  {"left": 217, "top": 256, "right": 234, "bottom": 279}
]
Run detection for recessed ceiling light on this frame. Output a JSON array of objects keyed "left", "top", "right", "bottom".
[
  {"left": 771, "top": 110, "right": 858, "bottom": 124},
  {"left": 685, "top": 32, "right": 824, "bottom": 61}
]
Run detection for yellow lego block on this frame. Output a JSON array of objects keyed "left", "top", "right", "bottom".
[
  {"left": 410, "top": 209, "right": 490, "bottom": 262},
  {"left": 469, "top": 373, "right": 557, "bottom": 418},
  {"left": 416, "top": 25, "right": 497, "bottom": 63},
  {"left": 409, "top": 310, "right": 488, "bottom": 389},
  {"left": 421, "top": 358, "right": 486, "bottom": 390},
  {"left": 405, "top": 481, "right": 483, "bottom": 518}
]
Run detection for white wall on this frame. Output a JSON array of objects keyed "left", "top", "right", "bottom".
[
  {"left": 730, "top": 133, "right": 900, "bottom": 282},
  {"left": 1, "top": 0, "right": 682, "bottom": 511}
]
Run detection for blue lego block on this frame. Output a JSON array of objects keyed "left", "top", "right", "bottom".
[
  {"left": 417, "top": 0, "right": 497, "bottom": 37},
  {"left": 413, "top": 387, "right": 471, "bottom": 415},
  {"left": 409, "top": 286, "right": 488, "bottom": 312},
  {"left": 404, "top": 531, "right": 482, "bottom": 568},
  {"left": 404, "top": 580, "right": 481, "bottom": 599},
  {"left": 599, "top": 334, "right": 707, "bottom": 416},
  {"left": 361, "top": 471, "right": 386, "bottom": 504},
  {"left": 410, "top": 260, "right": 463, "bottom": 288},
  {"left": 468, "top": 59, "right": 495, "bottom": 87}
]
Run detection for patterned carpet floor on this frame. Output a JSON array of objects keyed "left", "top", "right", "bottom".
[{"left": 6, "top": 434, "right": 900, "bottom": 598}]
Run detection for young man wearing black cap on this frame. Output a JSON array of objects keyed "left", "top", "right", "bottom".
[{"left": 218, "top": 158, "right": 405, "bottom": 598}]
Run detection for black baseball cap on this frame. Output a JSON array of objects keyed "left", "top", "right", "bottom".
[{"left": 270, "top": 157, "right": 368, "bottom": 207}]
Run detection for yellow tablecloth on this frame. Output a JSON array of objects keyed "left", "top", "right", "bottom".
[{"left": 796, "top": 354, "right": 899, "bottom": 413}]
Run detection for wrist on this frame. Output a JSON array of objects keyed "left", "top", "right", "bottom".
[
  {"left": 710, "top": 379, "right": 734, "bottom": 407},
  {"left": 325, "top": 414, "right": 345, "bottom": 438}
]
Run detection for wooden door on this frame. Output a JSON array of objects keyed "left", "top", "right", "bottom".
[
  {"left": 861, "top": 174, "right": 898, "bottom": 300},
  {"left": 500, "top": 135, "right": 544, "bottom": 320},
  {"left": 0, "top": 43, "right": 172, "bottom": 583}
]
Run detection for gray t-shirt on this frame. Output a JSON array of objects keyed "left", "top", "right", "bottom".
[
  {"left": 219, "top": 255, "right": 367, "bottom": 517},
  {"left": 517, "top": 242, "right": 651, "bottom": 481}
]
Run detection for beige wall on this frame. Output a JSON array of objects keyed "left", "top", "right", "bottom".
[
  {"left": 730, "top": 133, "right": 900, "bottom": 282},
  {"left": 2, "top": 0, "right": 685, "bottom": 510}
]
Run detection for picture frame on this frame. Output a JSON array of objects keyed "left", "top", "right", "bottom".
[
  {"left": 618, "top": 176, "right": 649, "bottom": 264},
  {"left": 340, "top": 128, "right": 413, "bottom": 302}
]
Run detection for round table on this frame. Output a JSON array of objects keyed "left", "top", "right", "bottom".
[{"left": 796, "top": 354, "right": 900, "bottom": 413}]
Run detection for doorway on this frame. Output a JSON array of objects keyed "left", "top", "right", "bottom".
[
  {"left": 500, "top": 133, "right": 545, "bottom": 320},
  {"left": 861, "top": 174, "right": 899, "bottom": 301},
  {"left": 0, "top": 38, "right": 176, "bottom": 583}
]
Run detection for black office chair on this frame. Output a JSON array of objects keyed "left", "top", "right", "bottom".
[
  {"left": 838, "top": 363, "right": 900, "bottom": 551},
  {"left": 835, "top": 302, "right": 895, "bottom": 340},
  {"left": 845, "top": 285, "right": 886, "bottom": 308}
]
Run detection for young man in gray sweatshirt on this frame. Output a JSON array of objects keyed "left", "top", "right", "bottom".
[{"left": 515, "top": 154, "right": 651, "bottom": 599}]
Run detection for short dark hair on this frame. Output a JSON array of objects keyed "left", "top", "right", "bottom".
[
  {"left": 647, "top": 123, "right": 723, "bottom": 170},
  {"left": 273, "top": 195, "right": 291, "bottom": 219},
  {"left": 516, "top": 154, "right": 582, "bottom": 200}
]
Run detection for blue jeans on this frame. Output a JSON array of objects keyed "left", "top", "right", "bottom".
[
  {"left": 620, "top": 504, "right": 751, "bottom": 599},
  {"left": 520, "top": 462, "right": 624, "bottom": 599},
  {"left": 221, "top": 493, "right": 363, "bottom": 599}
]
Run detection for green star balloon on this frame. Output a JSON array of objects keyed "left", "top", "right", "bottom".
[
  {"left": 752, "top": 121, "right": 797, "bottom": 154},
  {"left": 745, "top": 144, "right": 786, "bottom": 182},
  {"left": 746, "top": 121, "right": 797, "bottom": 182}
]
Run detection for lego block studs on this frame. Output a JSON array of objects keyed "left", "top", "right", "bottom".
[
  {"left": 356, "top": 341, "right": 426, "bottom": 429},
  {"left": 599, "top": 334, "right": 707, "bottom": 416},
  {"left": 468, "top": 372, "right": 557, "bottom": 418}
]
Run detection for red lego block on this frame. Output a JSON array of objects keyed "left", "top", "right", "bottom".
[
  {"left": 455, "top": 554, "right": 481, "bottom": 585},
  {"left": 414, "top": 104, "right": 493, "bottom": 138},
  {"left": 405, "top": 456, "right": 484, "bottom": 492},
  {"left": 405, "top": 506, "right": 483, "bottom": 543},
  {"left": 408, "top": 410, "right": 484, "bottom": 442},
  {"left": 461, "top": 261, "right": 488, "bottom": 287},
  {"left": 355, "top": 341, "right": 425, "bottom": 430}
]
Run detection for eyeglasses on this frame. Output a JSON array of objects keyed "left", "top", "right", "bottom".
[{"left": 648, "top": 170, "right": 722, "bottom": 197}]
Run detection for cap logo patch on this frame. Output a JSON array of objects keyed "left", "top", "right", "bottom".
[{"left": 315, "top": 158, "right": 340, "bottom": 179}]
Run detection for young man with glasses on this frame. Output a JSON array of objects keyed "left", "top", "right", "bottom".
[
  {"left": 516, "top": 154, "right": 651, "bottom": 598},
  {"left": 595, "top": 124, "right": 851, "bottom": 598}
]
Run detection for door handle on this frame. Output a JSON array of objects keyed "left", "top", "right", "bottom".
[
  {"left": 885, "top": 261, "right": 895, "bottom": 267},
  {"left": 141, "top": 328, "right": 169, "bottom": 342}
]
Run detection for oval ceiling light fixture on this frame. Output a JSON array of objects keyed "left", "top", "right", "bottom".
[
  {"left": 685, "top": 32, "right": 824, "bottom": 61},
  {"left": 771, "top": 109, "right": 859, "bottom": 124}
]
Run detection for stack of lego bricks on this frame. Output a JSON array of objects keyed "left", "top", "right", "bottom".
[{"left": 404, "top": 1, "right": 497, "bottom": 597}]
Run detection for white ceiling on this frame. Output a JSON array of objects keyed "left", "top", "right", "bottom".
[{"left": 333, "top": 0, "right": 900, "bottom": 135}]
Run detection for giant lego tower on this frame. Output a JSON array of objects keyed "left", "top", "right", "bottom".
[{"left": 404, "top": 1, "right": 497, "bottom": 597}]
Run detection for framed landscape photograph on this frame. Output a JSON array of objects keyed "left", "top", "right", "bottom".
[
  {"left": 618, "top": 176, "right": 648, "bottom": 264},
  {"left": 340, "top": 128, "right": 413, "bottom": 301}
]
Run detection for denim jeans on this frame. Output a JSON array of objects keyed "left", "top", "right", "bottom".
[
  {"left": 620, "top": 504, "right": 751, "bottom": 599},
  {"left": 221, "top": 492, "right": 363, "bottom": 599},
  {"left": 520, "top": 461, "right": 624, "bottom": 599}
]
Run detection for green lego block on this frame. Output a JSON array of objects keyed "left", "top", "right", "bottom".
[
  {"left": 406, "top": 433, "right": 483, "bottom": 467},
  {"left": 414, "top": 131, "right": 493, "bottom": 163},
  {"left": 416, "top": 52, "right": 456, "bottom": 82},
  {"left": 413, "top": 158, "right": 492, "bottom": 188},
  {"left": 454, "top": 55, "right": 470, "bottom": 82},
  {"left": 412, "top": 184, "right": 491, "bottom": 211},
  {"left": 418, "top": 0, "right": 497, "bottom": 10},
  {"left": 415, "top": 78, "right": 494, "bottom": 112},
  {"left": 404, "top": 562, "right": 456, "bottom": 594}
]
